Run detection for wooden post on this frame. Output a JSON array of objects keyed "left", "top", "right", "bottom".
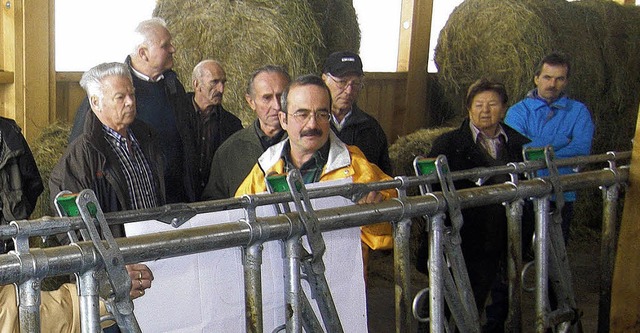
[
  {"left": 610, "top": 104, "right": 640, "bottom": 331},
  {"left": 397, "top": 0, "right": 434, "bottom": 137},
  {"left": 0, "top": 0, "right": 53, "bottom": 142}
]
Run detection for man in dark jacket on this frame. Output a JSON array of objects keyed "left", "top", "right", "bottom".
[
  {"left": 201, "top": 65, "right": 290, "bottom": 200},
  {"left": 188, "top": 60, "right": 242, "bottom": 199},
  {"left": 321, "top": 51, "right": 392, "bottom": 175},
  {"left": 50, "top": 62, "right": 165, "bottom": 238},
  {"left": 69, "top": 18, "right": 196, "bottom": 204},
  {"left": 0, "top": 117, "right": 43, "bottom": 252}
]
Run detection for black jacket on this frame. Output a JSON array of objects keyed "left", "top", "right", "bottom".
[
  {"left": 0, "top": 117, "right": 43, "bottom": 225},
  {"left": 69, "top": 57, "right": 197, "bottom": 203},
  {"left": 417, "top": 118, "right": 531, "bottom": 310},
  {"left": 50, "top": 111, "right": 165, "bottom": 237},
  {"left": 331, "top": 104, "right": 392, "bottom": 175},
  {"left": 185, "top": 93, "right": 243, "bottom": 199}
]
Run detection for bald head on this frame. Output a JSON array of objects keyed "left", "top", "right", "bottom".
[{"left": 192, "top": 60, "right": 227, "bottom": 110}]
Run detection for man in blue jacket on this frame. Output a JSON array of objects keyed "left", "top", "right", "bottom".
[{"left": 505, "top": 52, "right": 594, "bottom": 242}]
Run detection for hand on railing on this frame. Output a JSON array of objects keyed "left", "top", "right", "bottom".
[{"left": 126, "top": 264, "right": 154, "bottom": 299}]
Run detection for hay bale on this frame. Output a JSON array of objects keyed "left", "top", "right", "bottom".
[
  {"left": 389, "top": 126, "right": 457, "bottom": 177},
  {"left": 31, "top": 123, "right": 71, "bottom": 219},
  {"left": 435, "top": 0, "right": 640, "bottom": 154},
  {"left": 308, "top": 0, "right": 361, "bottom": 61},
  {"left": 154, "top": 0, "right": 359, "bottom": 125}
]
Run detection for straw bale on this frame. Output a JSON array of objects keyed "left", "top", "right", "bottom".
[
  {"left": 389, "top": 126, "right": 457, "bottom": 177},
  {"left": 154, "top": 0, "right": 359, "bottom": 125},
  {"left": 31, "top": 122, "right": 71, "bottom": 219},
  {"left": 435, "top": 0, "right": 640, "bottom": 154}
]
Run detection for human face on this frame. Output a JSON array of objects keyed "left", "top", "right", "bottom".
[
  {"left": 92, "top": 75, "right": 136, "bottom": 136},
  {"left": 278, "top": 84, "right": 331, "bottom": 166},
  {"left": 143, "top": 27, "right": 175, "bottom": 77},
  {"left": 322, "top": 73, "right": 363, "bottom": 114},
  {"left": 534, "top": 63, "right": 569, "bottom": 103},
  {"left": 246, "top": 72, "right": 289, "bottom": 136},
  {"left": 194, "top": 62, "right": 226, "bottom": 109},
  {"left": 468, "top": 90, "right": 506, "bottom": 137}
]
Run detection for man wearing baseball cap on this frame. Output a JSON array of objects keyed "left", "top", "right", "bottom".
[{"left": 321, "top": 51, "right": 392, "bottom": 175}]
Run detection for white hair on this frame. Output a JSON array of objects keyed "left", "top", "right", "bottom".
[
  {"left": 80, "top": 62, "right": 132, "bottom": 102},
  {"left": 191, "top": 59, "right": 223, "bottom": 84},
  {"left": 130, "top": 17, "right": 168, "bottom": 56}
]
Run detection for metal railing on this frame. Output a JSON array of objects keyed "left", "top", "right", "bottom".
[{"left": 0, "top": 151, "right": 630, "bottom": 333}]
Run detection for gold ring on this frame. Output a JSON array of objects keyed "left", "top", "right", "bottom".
[
  {"left": 139, "top": 289, "right": 145, "bottom": 296},
  {"left": 138, "top": 279, "right": 143, "bottom": 288},
  {"left": 138, "top": 272, "right": 143, "bottom": 280}
]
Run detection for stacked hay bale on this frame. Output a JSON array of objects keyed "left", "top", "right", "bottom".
[
  {"left": 389, "top": 127, "right": 456, "bottom": 178},
  {"left": 154, "top": 0, "right": 360, "bottom": 125},
  {"left": 435, "top": 0, "right": 640, "bottom": 154},
  {"left": 431, "top": 0, "right": 640, "bottom": 229},
  {"left": 31, "top": 123, "right": 71, "bottom": 219}
]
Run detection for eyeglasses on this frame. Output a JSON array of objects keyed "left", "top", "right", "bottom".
[
  {"left": 327, "top": 73, "right": 364, "bottom": 91},
  {"left": 288, "top": 110, "right": 331, "bottom": 123}
]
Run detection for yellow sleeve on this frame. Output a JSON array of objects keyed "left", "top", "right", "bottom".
[{"left": 235, "top": 163, "right": 267, "bottom": 197}]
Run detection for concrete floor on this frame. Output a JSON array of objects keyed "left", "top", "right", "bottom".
[{"left": 365, "top": 234, "right": 601, "bottom": 332}]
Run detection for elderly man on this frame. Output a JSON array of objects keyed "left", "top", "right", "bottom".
[
  {"left": 201, "top": 65, "right": 290, "bottom": 200},
  {"left": 69, "top": 18, "right": 196, "bottom": 204},
  {"left": 321, "top": 51, "right": 392, "bottom": 175},
  {"left": 50, "top": 62, "right": 165, "bottom": 237},
  {"left": 236, "top": 75, "right": 395, "bottom": 276},
  {"left": 189, "top": 60, "right": 242, "bottom": 199},
  {"left": 49, "top": 62, "right": 157, "bottom": 333},
  {"left": 505, "top": 52, "right": 594, "bottom": 242}
]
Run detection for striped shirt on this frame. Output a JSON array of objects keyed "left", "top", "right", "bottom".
[{"left": 102, "top": 125, "right": 159, "bottom": 210}]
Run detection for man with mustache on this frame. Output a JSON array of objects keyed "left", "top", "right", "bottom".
[
  {"left": 505, "top": 52, "right": 594, "bottom": 242},
  {"left": 69, "top": 18, "right": 197, "bottom": 204},
  {"left": 189, "top": 60, "right": 242, "bottom": 199},
  {"left": 236, "top": 75, "right": 395, "bottom": 278}
]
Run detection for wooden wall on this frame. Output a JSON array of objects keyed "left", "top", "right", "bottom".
[{"left": 55, "top": 71, "right": 413, "bottom": 145}]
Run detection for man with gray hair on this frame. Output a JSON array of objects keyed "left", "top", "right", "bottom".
[
  {"left": 201, "top": 65, "right": 290, "bottom": 200},
  {"left": 69, "top": 17, "right": 197, "bottom": 204},
  {"left": 51, "top": 62, "right": 165, "bottom": 238},
  {"left": 188, "top": 60, "right": 242, "bottom": 199}
]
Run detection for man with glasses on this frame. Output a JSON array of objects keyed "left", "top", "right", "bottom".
[
  {"left": 321, "top": 51, "right": 392, "bottom": 175},
  {"left": 236, "top": 75, "right": 395, "bottom": 279}
]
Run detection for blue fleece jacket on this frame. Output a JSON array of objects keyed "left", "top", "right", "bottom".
[{"left": 505, "top": 90, "right": 594, "bottom": 201}]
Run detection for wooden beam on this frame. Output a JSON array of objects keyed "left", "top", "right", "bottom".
[
  {"left": 396, "top": 0, "right": 414, "bottom": 72},
  {"left": 22, "top": 0, "right": 52, "bottom": 141},
  {"left": 400, "top": 0, "right": 434, "bottom": 136},
  {"left": 610, "top": 103, "right": 640, "bottom": 331},
  {"left": 0, "top": 0, "right": 52, "bottom": 143}
]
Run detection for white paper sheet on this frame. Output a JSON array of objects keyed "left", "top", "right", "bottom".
[{"left": 124, "top": 179, "right": 368, "bottom": 332}]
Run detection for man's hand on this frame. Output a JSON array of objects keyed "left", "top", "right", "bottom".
[
  {"left": 357, "top": 191, "right": 384, "bottom": 205},
  {"left": 126, "top": 264, "right": 154, "bottom": 299}
]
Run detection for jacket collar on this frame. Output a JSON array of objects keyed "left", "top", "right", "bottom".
[
  {"left": 257, "top": 130, "right": 351, "bottom": 175},
  {"left": 526, "top": 89, "right": 569, "bottom": 110}
]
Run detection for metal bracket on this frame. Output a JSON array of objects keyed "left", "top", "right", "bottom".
[
  {"left": 523, "top": 146, "right": 564, "bottom": 222},
  {"left": 57, "top": 190, "right": 141, "bottom": 332}
]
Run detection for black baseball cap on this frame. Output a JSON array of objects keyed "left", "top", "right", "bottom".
[{"left": 322, "top": 51, "right": 364, "bottom": 77}]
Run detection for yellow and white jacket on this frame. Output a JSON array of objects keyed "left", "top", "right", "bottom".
[{"left": 236, "top": 131, "right": 395, "bottom": 250}]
